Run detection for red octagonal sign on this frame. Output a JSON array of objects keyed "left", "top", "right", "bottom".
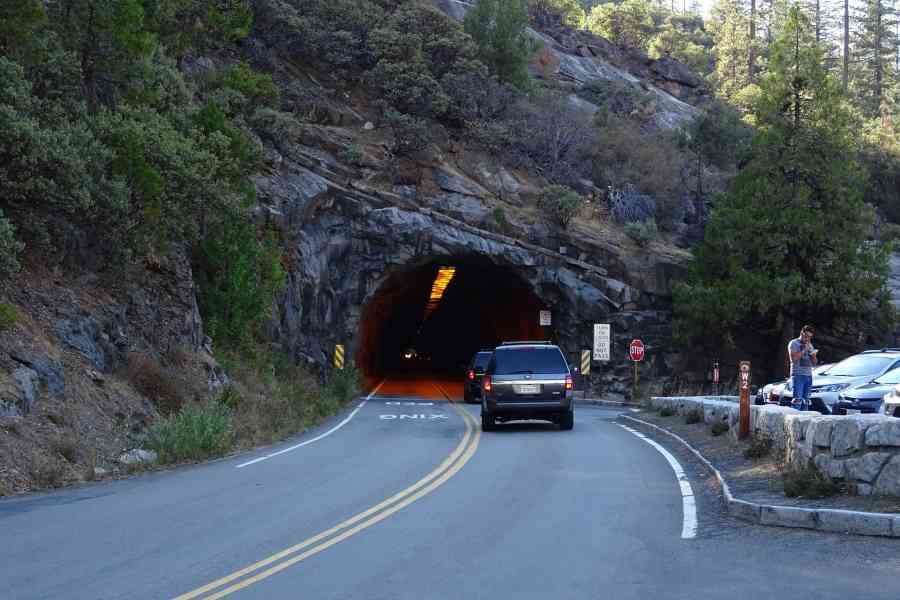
[{"left": 629, "top": 339, "right": 645, "bottom": 362}]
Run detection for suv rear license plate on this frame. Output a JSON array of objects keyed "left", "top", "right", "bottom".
[
  {"left": 845, "top": 408, "right": 861, "bottom": 415},
  {"left": 514, "top": 384, "right": 540, "bottom": 394}
]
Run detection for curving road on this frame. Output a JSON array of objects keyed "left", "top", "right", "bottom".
[{"left": 2, "top": 377, "right": 900, "bottom": 599}]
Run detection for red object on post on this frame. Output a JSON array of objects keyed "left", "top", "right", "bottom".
[{"left": 629, "top": 339, "right": 645, "bottom": 362}]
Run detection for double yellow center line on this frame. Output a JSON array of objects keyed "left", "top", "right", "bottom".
[{"left": 174, "top": 385, "right": 479, "bottom": 599}]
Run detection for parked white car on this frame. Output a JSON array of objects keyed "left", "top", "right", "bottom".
[{"left": 760, "top": 363, "right": 834, "bottom": 406}]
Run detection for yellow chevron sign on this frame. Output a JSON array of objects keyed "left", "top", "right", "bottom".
[
  {"left": 581, "top": 350, "right": 590, "bottom": 376},
  {"left": 334, "top": 344, "right": 345, "bottom": 370}
]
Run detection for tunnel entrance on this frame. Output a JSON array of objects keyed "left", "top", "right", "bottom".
[{"left": 357, "top": 257, "right": 550, "bottom": 379}]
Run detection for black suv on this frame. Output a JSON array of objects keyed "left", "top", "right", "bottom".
[
  {"left": 480, "top": 341, "right": 574, "bottom": 431},
  {"left": 464, "top": 350, "right": 493, "bottom": 404}
]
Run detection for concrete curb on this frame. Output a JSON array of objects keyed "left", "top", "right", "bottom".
[
  {"left": 622, "top": 414, "right": 900, "bottom": 539},
  {"left": 575, "top": 398, "right": 641, "bottom": 408}
]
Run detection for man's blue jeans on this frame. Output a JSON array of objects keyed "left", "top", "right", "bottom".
[{"left": 792, "top": 374, "right": 812, "bottom": 410}]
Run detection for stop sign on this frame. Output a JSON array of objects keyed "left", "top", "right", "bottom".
[{"left": 629, "top": 339, "right": 645, "bottom": 362}]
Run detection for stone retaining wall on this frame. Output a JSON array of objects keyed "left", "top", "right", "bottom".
[{"left": 650, "top": 396, "right": 900, "bottom": 496}]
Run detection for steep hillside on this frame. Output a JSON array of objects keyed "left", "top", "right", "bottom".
[{"left": 0, "top": 0, "right": 721, "bottom": 494}]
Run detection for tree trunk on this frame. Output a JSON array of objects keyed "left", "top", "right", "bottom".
[
  {"left": 875, "top": 0, "right": 884, "bottom": 110},
  {"left": 749, "top": 0, "right": 757, "bottom": 82},
  {"left": 777, "top": 313, "right": 795, "bottom": 378},
  {"left": 843, "top": 0, "right": 850, "bottom": 91}
]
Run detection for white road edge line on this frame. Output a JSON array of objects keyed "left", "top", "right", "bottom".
[
  {"left": 618, "top": 424, "right": 698, "bottom": 539},
  {"left": 236, "top": 380, "right": 386, "bottom": 469}
]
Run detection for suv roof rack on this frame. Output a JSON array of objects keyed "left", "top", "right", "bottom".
[{"left": 498, "top": 340, "right": 554, "bottom": 346}]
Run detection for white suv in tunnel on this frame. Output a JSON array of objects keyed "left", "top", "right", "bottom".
[{"left": 480, "top": 341, "right": 574, "bottom": 431}]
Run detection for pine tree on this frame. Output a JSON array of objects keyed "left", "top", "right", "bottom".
[
  {"left": 710, "top": 0, "right": 752, "bottom": 99},
  {"left": 465, "top": 0, "right": 533, "bottom": 89},
  {"left": 674, "top": 6, "right": 892, "bottom": 366},
  {"left": 852, "top": 0, "right": 900, "bottom": 118}
]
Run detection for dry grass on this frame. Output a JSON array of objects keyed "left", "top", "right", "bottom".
[
  {"left": 126, "top": 353, "right": 185, "bottom": 415},
  {"left": 710, "top": 421, "right": 729, "bottom": 436},
  {"left": 52, "top": 435, "right": 78, "bottom": 463},
  {"left": 743, "top": 435, "right": 773, "bottom": 460},
  {"left": 28, "top": 451, "right": 66, "bottom": 488},
  {"left": 684, "top": 409, "right": 703, "bottom": 424}
]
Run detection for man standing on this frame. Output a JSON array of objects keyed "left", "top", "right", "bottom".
[{"left": 788, "top": 325, "right": 818, "bottom": 410}]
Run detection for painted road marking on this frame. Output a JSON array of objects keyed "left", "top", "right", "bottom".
[
  {"left": 235, "top": 380, "right": 386, "bottom": 469},
  {"left": 176, "top": 383, "right": 479, "bottom": 599},
  {"left": 379, "top": 414, "right": 449, "bottom": 420},
  {"left": 618, "top": 424, "right": 698, "bottom": 539},
  {"left": 384, "top": 401, "right": 435, "bottom": 406}
]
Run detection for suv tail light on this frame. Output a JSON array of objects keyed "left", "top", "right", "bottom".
[
  {"left": 467, "top": 369, "right": 475, "bottom": 381},
  {"left": 483, "top": 375, "right": 492, "bottom": 393},
  {"left": 565, "top": 375, "right": 573, "bottom": 391}
]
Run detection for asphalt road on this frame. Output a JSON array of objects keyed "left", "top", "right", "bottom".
[{"left": 3, "top": 377, "right": 900, "bottom": 599}]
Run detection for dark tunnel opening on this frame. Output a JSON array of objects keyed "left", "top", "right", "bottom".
[{"left": 358, "top": 257, "right": 550, "bottom": 380}]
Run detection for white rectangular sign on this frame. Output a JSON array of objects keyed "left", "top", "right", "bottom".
[
  {"left": 539, "top": 310, "right": 551, "bottom": 326},
  {"left": 593, "top": 324, "right": 610, "bottom": 361}
]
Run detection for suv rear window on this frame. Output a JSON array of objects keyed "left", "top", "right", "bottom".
[
  {"left": 492, "top": 347, "right": 567, "bottom": 374},
  {"left": 473, "top": 352, "right": 492, "bottom": 368}
]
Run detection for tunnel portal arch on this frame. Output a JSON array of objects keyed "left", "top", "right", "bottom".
[{"left": 356, "top": 255, "right": 552, "bottom": 379}]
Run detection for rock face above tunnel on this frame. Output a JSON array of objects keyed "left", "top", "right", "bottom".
[{"left": 256, "top": 148, "right": 684, "bottom": 397}]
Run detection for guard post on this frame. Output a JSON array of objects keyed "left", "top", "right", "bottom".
[
  {"left": 739, "top": 361, "right": 751, "bottom": 439},
  {"left": 334, "top": 344, "right": 345, "bottom": 370}
]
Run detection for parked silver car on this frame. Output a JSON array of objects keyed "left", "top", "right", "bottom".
[{"left": 785, "top": 350, "right": 900, "bottom": 412}]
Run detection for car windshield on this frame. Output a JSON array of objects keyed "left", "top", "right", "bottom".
[
  {"left": 826, "top": 355, "right": 895, "bottom": 377},
  {"left": 473, "top": 352, "right": 491, "bottom": 369},
  {"left": 874, "top": 367, "right": 900, "bottom": 385},
  {"left": 492, "top": 347, "right": 567, "bottom": 374}
]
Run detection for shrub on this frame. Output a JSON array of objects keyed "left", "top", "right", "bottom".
[
  {"left": 214, "top": 62, "right": 280, "bottom": 114},
  {"left": 710, "top": 421, "right": 729, "bottom": 436},
  {"left": 608, "top": 184, "right": 656, "bottom": 224},
  {"left": 52, "top": 436, "right": 78, "bottom": 463},
  {"left": 503, "top": 92, "right": 596, "bottom": 186},
  {"left": 538, "top": 185, "right": 582, "bottom": 229},
  {"left": 659, "top": 406, "right": 675, "bottom": 417},
  {"left": 744, "top": 435, "right": 773, "bottom": 459},
  {"left": 684, "top": 409, "right": 702, "bottom": 424},
  {"left": 624, "top": 219, "right": 658, "bottom": 246},
  {"left": 385, "top": 110, "right": 435, "bottom": 156},
  {"left": 147, "top": 400, "right": 233, "bottom": 463},
  {"left": 340, "top": 144, "right": 364, "bottom": 165},
  {"left": 324, "top": 366, "right": 362, "bottom": 409},
  {"left": 127, "top": 353, "right": 184, "bottom": 416},
  {"left": 0, "top": 210, "right": 23, "bottom": 279},
  {"left": 29, "top": 451, "right": 66, "bottom": 488},
  {"left": 878, "top": 222, "right": 900, "bottom": 244},
  {"left": 782, "top": 464, "right": 839, "bottom": 498},
  {"left": 0, "top": 302, "right": 19, "bottom": 331}
]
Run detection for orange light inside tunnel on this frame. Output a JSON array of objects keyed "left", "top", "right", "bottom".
[{"left": 422, "top": 266, "right": 456, "bottom": 321}]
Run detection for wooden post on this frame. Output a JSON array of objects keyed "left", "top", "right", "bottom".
[{"left": 739, "top": 361, "right": 751, "bottom": 439}]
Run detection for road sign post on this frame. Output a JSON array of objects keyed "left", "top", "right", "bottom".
[
  {"left": 739, "top": 361, "right": 751, "bottom": 439},
  {"left": 629, "top": 339, "right": 644, "bottom": 400},
  {"left": 593, "top": 324, "right": 610, "bottom": 362},
  {"left": 713, "top": 360, "right": 720, "bottom": 396}
]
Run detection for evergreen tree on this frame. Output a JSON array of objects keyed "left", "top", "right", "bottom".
[
  {"left": 674, "top": 6, "right": 892, "bottom": 364},
  {"left": 465, "top": 0, "right": 534, "bottom": 89},
  {"left": 852, "top": 0, "right": 900, "bottom": 118},
  {"left": 709, "top": 0, "right": 752, "bottom": 99},
  {"left": 587, "top": 0, "right": 658, "bottom": 51}
]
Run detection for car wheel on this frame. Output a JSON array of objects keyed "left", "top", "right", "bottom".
[
  {"left": 559, "top": 410, "right": 574, "bottom": 431},
  {"left": 481, "top": 412, "right": 496, "bottom": 431}
]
